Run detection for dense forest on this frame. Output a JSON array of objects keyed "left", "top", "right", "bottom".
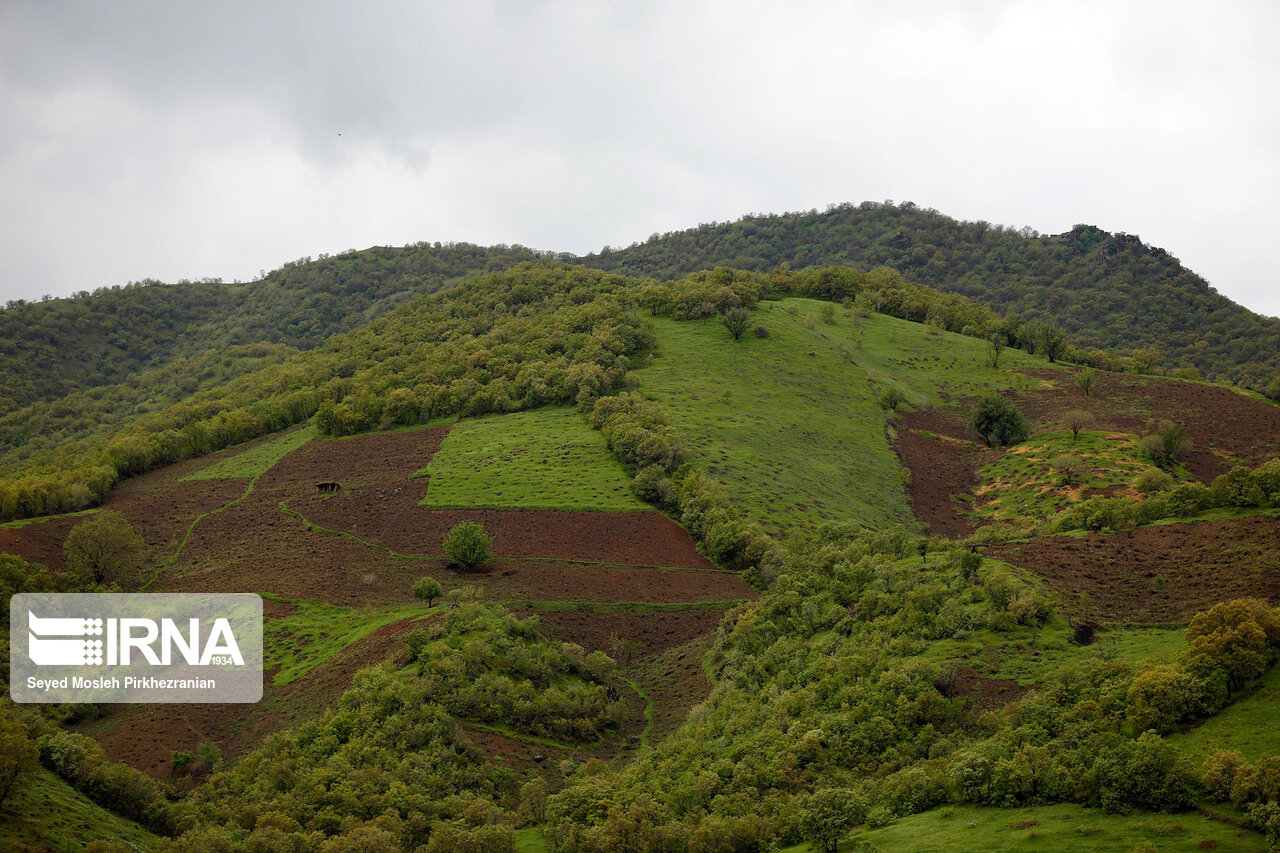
[
  {"left": 0, "top": 242, "right": 555, "bottom": 414},
  {"left": 580, "top": 202, "right": 1280, "bottom": 388}
]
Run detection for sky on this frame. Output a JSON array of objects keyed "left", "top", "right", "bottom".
[{"left": 2, "top": 0, "right": 1278, "bottom": 317}]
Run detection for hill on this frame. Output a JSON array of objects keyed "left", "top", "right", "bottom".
[
  {"left": 0, "top": 241, "right": 552, "bottom": 414},
  {"left": 580, "top": 201, "right": 1280, "bottom": 388},
  {"left": 2, "top": 259, "right": 1279, "bottom": 852}
]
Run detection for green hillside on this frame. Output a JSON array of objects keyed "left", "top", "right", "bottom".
[
  {"left": 0, "top": 242, "right": 548, "bottom": 414},
  {"left": 634, "top": 297, "right": 1047, "bottom": 537},
  {"left": 2, "top": 254, "right": 1279, "bottom": 853},
  {"left": 582, "top": 202, "right": 1280, "bottom": 388}
]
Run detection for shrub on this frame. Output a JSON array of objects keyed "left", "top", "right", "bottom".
[
  {"left": 444, "top": 522, "right": 492, "bottom": 570},
  {"left": 412, "top": 576, "right": 443, "bottom": 606},
  {"left": 969, "top": 394, "right": 1029, "bottom": 447}
]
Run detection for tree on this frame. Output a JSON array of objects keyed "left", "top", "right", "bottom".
[
  {"left": 1054, "top": 454, "right": 1083, "bottom": 486},
  {"left": 1076, "top": 368, "right": 1096, "bottom": 396},
  {"left": 968, "top": 393, "right": 1029, "bottom": 447},
  {"left": 412, "top": 576, "right": 443, "bottom": 607},
  {"left": 1185, "top": 598, "right": 1280, "bottom": 690},
  {"left": 0, "top": 711, "right": 37, "bottom": 810},
  {"left": 64, "top": 510, "right": 144, "bottom": 587},
  {"left": 721, "top": 306, "right": 751, "bottom": 340},
  {"left": 443, "top": 521, "right": 492, "bottom": 570},
  {"left": 1064, "top": 409, "right": 1094, "bottom": 441},
  {"left": 1037, "top": 323, "right": 1068, "bottom": 362},
  {"left": 986, "top": 333, "right": 1007, "bottom": 368},
  {"left": 798, "top": 788, "right": 866, "bottom": 853}
]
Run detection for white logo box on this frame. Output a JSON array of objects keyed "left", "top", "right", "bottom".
[{"left": 10, "top": 593, "right": 262, "bottom": 703}]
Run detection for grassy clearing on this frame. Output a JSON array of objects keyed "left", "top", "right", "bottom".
[
  {"left": 973, "top": 429, "right": 1157, "bottom": 523},
  {"left": 635, "top": 298, "right": 1054, "bottom": 538},
  {"left": 264, "top": 596, "right": 430, "bottom": 687},
  {"left": 418, "top": 407, "right": 645, "bottom": 512},
  {"left": 0, "top": 766, "right": 159, "bottom": 852},
  {"left": 182, "top": 424, "right": 318, "bottom": 481},
  {"left": 926, "top": 622, "right": 1187, "bottom": 687},
  {"left": 778, "top": 802, "right": 1265, "bottom": 852},
  {"left": 513, "top": 827, "right": 551, "bottom": 853},
  {"left": 1172, "top": 666, "right": 1280, "bottom": 764}
]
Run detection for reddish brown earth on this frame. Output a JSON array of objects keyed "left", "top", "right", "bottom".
[
  {"left": 466, "top": 559, "right": 752, "bottom": 605},
  {"left": 20, "top": 423, "right": 746, "bottom": 775},
  {"left": 80, "top": 613, "right": 418, "bottom": 777},
  {"left": 516, "top": 607, "right": 729, "bottom": 658},
  {"left": 643, "top": 633, "right": 716, "bottom": 741},
  {"left": 989, "top": 513, "right": 1280, "bottom": 623},
  {"left": 953, "top": 666, "right": 1028, "bottom": 712},
  {"left": 893, "top": 367, "right": 1280, "bottom": 536}
]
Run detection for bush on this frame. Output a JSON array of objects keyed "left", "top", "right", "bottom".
[
  {"left": 444, "top": 522, "right": 492, "bottom": 570},
  {"left": 412, "top": 576, "right": 443, "bottom": 606},
  {"left": 968, "top": 394, "right": 1029, "bottom": 447},
  {"left": 878, "top": 386, "right": 907, "bottom": 412}
]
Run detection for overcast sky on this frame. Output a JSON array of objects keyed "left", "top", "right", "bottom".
[{"left": 2, "top": 0, "right": 1278, "bottom": 317}]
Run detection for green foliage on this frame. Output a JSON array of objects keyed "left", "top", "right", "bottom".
[
  {"left": 798, "top": 788, "right": 866, "bottom": 853},
  {"left": 0, "top": 764, "right": 161, "bottom": 853},
  {"left": 849, "top": 802, "right": 1266, "bottom": 852},
  {"left": 169, "top": 750, "right": 193, "bottom": 773},
  {"left": 420, "top": 408, "right": 645, "bottom": 512},
  {"left": 582, "top": 202, "right": 1280, "bottom": 389},
  {"left": 413, "top": 576, "right": 443, "bottom": 607},
  {"left": 34, "top": 728, "right": 173, "bottom": 833},
  {"left": 63, "top": 509, "right": 144, "bottom": 587},
  {"left": 444, "top": 522, "right": 493, "bottom": 570},
  {"left": 0, "top": 242, "right": 547, "bottom": 415},
  {"left": 196, "top": 742, "right": 223, "bottom": 772},
  {"left": 1185, "top": 598, "right": 1280, "bottom": 691},
  {"left": 0, "top": 263, "right": 651, "bottom": 520},
  {"left": 968, "top": 394, "right": 1029, "bottom": 447},
  {"left": 1141, "top": 421, "right": 1193, "bottom": 469},
  {"left": 181, "top": 424, "right": 318, "bottom": 480},
  {"left": 0, "top": 708, "right": 38, "bottom": 810},
  {"left": 722, "top": 306, "right": 752, "bottom": 340}
]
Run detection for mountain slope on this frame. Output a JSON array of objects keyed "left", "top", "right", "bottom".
[
  {"left": 579, "top": 201, "right": 1280, "bottom": 387},
  {"left": 0, "top": 242, "right": 555, "bottom": 414}
]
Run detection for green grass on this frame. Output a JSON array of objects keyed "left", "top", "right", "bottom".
[
  {"left": 0, "top": 766, "right": 159, "bottom": 852},
  {"left": 419, "top": 407, "right": 646, "bottom": 511},
  {"left": 775, "top": 802, "right": 1265, "bottom": 852},
  {"left": 634, "top": 298, "right": 1055, "bottom": 538},
  {"left": 973, "top": 429, "right": 1158, "bottom": 523},
  {"left": 514, "top": 826, "right": 551, "bottom": 853},
  {"left": 924, "top": 618, "right": 1187, "bottom": 687},
  {"left": 182, "top": 424, "right": 318, "bottom": 480},
  {"left": 1172, "top": 666, "right": 1280, "bottom": 764},
  {"left": 264, "top": 596, "right": 431, "bottom": 687},
  {"left": 0, "top": 507, "right": 97, "bottom": 529}
]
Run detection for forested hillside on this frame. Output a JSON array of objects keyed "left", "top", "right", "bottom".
[
  {"left": 580, "top": 201, "right": 1280, "bottom": 388},
  {"left": 0, "top": 242, "right": 554, "bottom": 413}
]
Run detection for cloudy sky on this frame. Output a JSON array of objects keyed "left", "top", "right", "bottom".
[{"left": 2, "top": 0, "right": 1278, "bottom": 316}]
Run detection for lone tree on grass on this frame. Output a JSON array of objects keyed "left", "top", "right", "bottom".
[
  {"left": 1076, "top": 368, "right": 1096, "bottom": 397},
  {"left": 443, "top": 521, "right": 491, "bottom": 570},
  {"left": 722, "top": 306, "right": 751, "bottom": 341},
  {"left": 64, "top": 510, "right": 144, "bottom": 588},
  {"left": 1064, "top": 409, "right": 1095, "bottom": 441},
  {"left": 986, "top": 332, "right": 1007, "bottom": 368},
  {"left": 969, "top": 393, "right": 1029, "bottom": 447},
  {"left": 412, "top": 576, "right": 443, "bottom": 607}
]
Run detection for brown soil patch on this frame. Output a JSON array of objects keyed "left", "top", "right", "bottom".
[
  {"left": 514, "top": 607, "right": 730, "bottom": 659},
  {"left": 80, "top": 615, "right": 417, "bottom": 777},
  {"left": 989, "top": 514, "right": 1280, "bottom": 623},
  {"left": 953, "top": 665, "right": 1028, "bottom": 711},
  {"left": 468, "top": 560, "right": 753, "bottom": 605},
  {"left": 303, "top": 495, "right": 716, "bottom": 570},
  {"left": 642, "top": 632, "right": 715, "bottom": 742},
  {"left": 893, "top": 368, "right": 1280, "bottom": 536}
]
